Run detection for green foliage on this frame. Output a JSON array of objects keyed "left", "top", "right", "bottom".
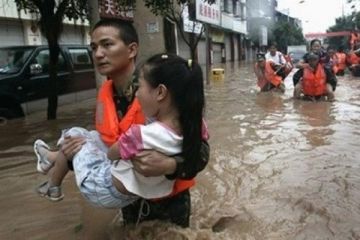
[
  {"left": 14, "top": 0, "right": 88, "bottom": 22},
  {"left": 270, "top": 20, "right": 306, "bottom": 53},
  {"left": 324, "top": 11, "right": 360, "bottom": 50}
]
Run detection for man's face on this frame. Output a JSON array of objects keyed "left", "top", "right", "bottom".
[
  {"left": 258, "top": 60, "right": 266, "bottom": 68},
  {"left": 269, "top": 46, "right": 277, "bottom": 55},
  {"left": 308, "top": 58, "right": 319, "bottom": 68},
  {"left": 90, "top": 26, "right": 137, "bottom": 76}
]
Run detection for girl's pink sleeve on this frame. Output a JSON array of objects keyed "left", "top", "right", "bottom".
[
  {"left": 117, "top": 124, "right": 143, "bottom": 159},
  {"left": 202, "top": 119, "right": 210, "bottom": 141}
]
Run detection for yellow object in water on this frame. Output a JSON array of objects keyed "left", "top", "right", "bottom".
[{"left": 211, "top": 68, "right": 225, "bottom": 81}]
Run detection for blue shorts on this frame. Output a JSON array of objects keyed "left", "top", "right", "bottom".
[{"left": 62, "top": 127, "right": 139, "bottom": 208}]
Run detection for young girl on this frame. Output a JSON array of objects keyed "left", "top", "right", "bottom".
[{"left": 33, "top": 53, "right": 207, "bottom": 208}]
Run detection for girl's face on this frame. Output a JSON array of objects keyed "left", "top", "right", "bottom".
[
  {"left": 311, "top": 41, "right": 321, "bottom": 53},
  {"left": 136, "top": 71, "right": 160, "bottom": 118}
]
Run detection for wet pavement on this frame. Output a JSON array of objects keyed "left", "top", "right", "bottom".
[{"left": 1, "top": 62, "right": 360, "bottom": 240}]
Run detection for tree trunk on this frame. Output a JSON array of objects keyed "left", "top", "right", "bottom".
[
  {"left": 189, "top": 32, "right": 198, "bottom": 62},
  {"left": 47, "top": 40, "right": 60, "bottom": 120}
]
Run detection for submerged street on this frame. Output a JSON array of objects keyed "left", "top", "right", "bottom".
[{"left": 1, "top": 62, "right": 360, "bottom": 239}]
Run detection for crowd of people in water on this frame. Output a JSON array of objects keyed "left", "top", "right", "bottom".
[
  {"left": 254, "top": 33, "right": 360, "bottom": 101},
  {"left": 29, "top": 17, "right": 360, "bottom": 233}
]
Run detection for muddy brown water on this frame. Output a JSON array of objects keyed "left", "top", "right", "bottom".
[{"left": 1, "top": 62, "right": 360, "bottom": 240}]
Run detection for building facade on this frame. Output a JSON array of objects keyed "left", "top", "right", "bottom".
[
  {"left": 0, "top": 0, "right": 251, "bottom": 65},
  {"left": 0, "top": 0, "right": 90, "bottom": 47}
]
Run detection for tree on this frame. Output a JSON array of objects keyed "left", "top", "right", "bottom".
[
  {"left": 269, "top": 20, "right": 306, "bottom": 53},
  {"left": 324, "top": 11, "right": 360, "bottom": 50},
  {"left": 143, "top": 0, "right": 213, "bottom": 61},
  {"left": 14, "top": 0, "right": 89, "bottom": 119}
]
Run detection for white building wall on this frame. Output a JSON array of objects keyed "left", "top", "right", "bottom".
[
  {"left": 197, "top": 40, "right": 206, "bottom": 65},
  {"left": 234, "top": 34, "right": 239, "bottom": 61},
  {"left": 177, "top": 35, "right": 191, "bottom": 60},
  {"left": 0, "top": 19, "right": 24, "bottom": 46},
  {"left": 225, "top": 33, "right": 231, "bottom": 61},
  {"left": 0, "top": 0, "right": 90, "bottom": 47}
]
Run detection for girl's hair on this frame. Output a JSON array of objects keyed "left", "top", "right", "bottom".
[
  {"left": 141, "top": 53, "right": 205, "bottom": 171},
  {"left": 310, "top": 39, "right": 321, "bottom": 48}
]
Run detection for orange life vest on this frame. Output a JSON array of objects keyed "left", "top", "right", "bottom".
[
  {"left": 95, "top": 79, "right": 195, "bottom": 196},
  {"left": 254, "top": 63, "right": 267, "bottom": 89},
  {"left": 96, "top": 80, "right": 145, "bottom": 146},
  {"left": 283, "top": 54, "right": 294, "bottom": 76},
  {"left": 347, "top": 52, "right": 360, "bottom": 65},
  {"left": 335, "top": 52, "right": 346, "bottom": 71},
  {"left": 302, "top": 65, "right": 327, "bottom": 97},
  {"left": 330, "top": 55, "right": 339, "bottom": 74},
  {"left": 255, "top": 61, "right": 282, "bottom": 89}
]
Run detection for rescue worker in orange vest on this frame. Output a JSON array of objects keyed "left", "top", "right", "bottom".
[
  {"left": 327, "top": 47, "right": 339, "bottom": 75},
  {"left": 265, "top": 43, "right": 291, "bottom": 80},
  {"left": 347, "top": 48, "right": 360, "bottom": 77},
  {"left": 60, "top": 19, "right": 210, "bottom": 228},
  {"left": 254, "top": 52, "right": 285, "bottom": 93},
  {"left": 349, "top": 30, "right": 360, "bottom": 51},
  {"left": 335, "top": 46, "right": 347, "bottom": 76},
  {"left": 293, "top": 53, "right": 337, "bottom": 101}
]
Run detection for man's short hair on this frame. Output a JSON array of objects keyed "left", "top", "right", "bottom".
[
  {"left": 269, "top": 42, "right": 277, "bottom": 49},
  {"left": 92, "top": 18, "right": 139, "bottom": 45},
  {"left": 256, "top": 52, "right": 266, "bottom": 61}
]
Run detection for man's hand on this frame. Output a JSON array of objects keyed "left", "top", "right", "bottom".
[
  {"left": 131, "top": 150, "right": 177, "bottom": 177},
  {"left": 60, "top": 136, "right": 86, "bottom": 160}
]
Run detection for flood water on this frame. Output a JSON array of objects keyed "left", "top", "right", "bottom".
[{"left": 1, "top": 62, "right": 360, "bottom": 240}]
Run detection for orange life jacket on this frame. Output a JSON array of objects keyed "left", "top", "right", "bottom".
[
  {"left": 347, "top": 52, "right": 360, "bottom": 65},
  {"left": 330, "top": 55, "right": 339, "bottom": 74},
  {"left": 335, "top": 52, "right": 346, "bottom": 71},
  {"left": 96, "top": 80, "right": 145, "bottom": 146},
  {"left": 283, "top": 54, "right": 294, "bottom": 76},
  {"left": 255, "top": 61, "right": 282, "bottom": 89},
  {"left": 254, "top": 63, "right": 267, "bottom": 89},
  {"left": 302, "top": 65, "right": 327, "bottom": 97},
  {"left": 96, "top": 79, "right": 195, "bottom": 196}
]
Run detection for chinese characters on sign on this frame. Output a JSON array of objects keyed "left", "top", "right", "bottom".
[
  {"left": 99, "top": 0, "right": 134, "bottom": 20},
  {"left": 196, "top": 0, "right": 220, "bottom": 26},
  {"left": 182, "top": 4, "right": 203, "bottom": 34}
]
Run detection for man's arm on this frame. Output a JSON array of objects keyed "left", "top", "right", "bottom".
[
  {"left": 292, "top": 68, "right": 303, "bottom": 86},
  {"left": 107, "top": 142, "right": 120, "bottom": 160},
  {"left": 131, "top": 140, "right": 210, "bottom": 180},
  {"left": 324, "top": 67, "right": 337, "bottom": 91},
  {"left": 165, "top": 140, "right": 210, "bottom": 180}
]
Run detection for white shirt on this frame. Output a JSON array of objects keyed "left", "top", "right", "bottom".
[
  {"left": 265, "top": 51, "right": 286, "bottom": 65},
  {"left": 111, "top": 121, "right": 182, "bottom": 199}
]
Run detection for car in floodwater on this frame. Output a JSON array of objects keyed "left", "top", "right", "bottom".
[{"left": 0, "top": 45, "right": 96, "bottom": 119}]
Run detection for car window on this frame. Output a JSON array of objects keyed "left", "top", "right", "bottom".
[
  {"left": 33, "top": 50, "right": 67, "bottom": 74},
  {"left": 0, "top": 48, "right": 33, "bottom": 74},
  {"left": 68, "top": 48, "right": 92, "bottom": 70}
]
